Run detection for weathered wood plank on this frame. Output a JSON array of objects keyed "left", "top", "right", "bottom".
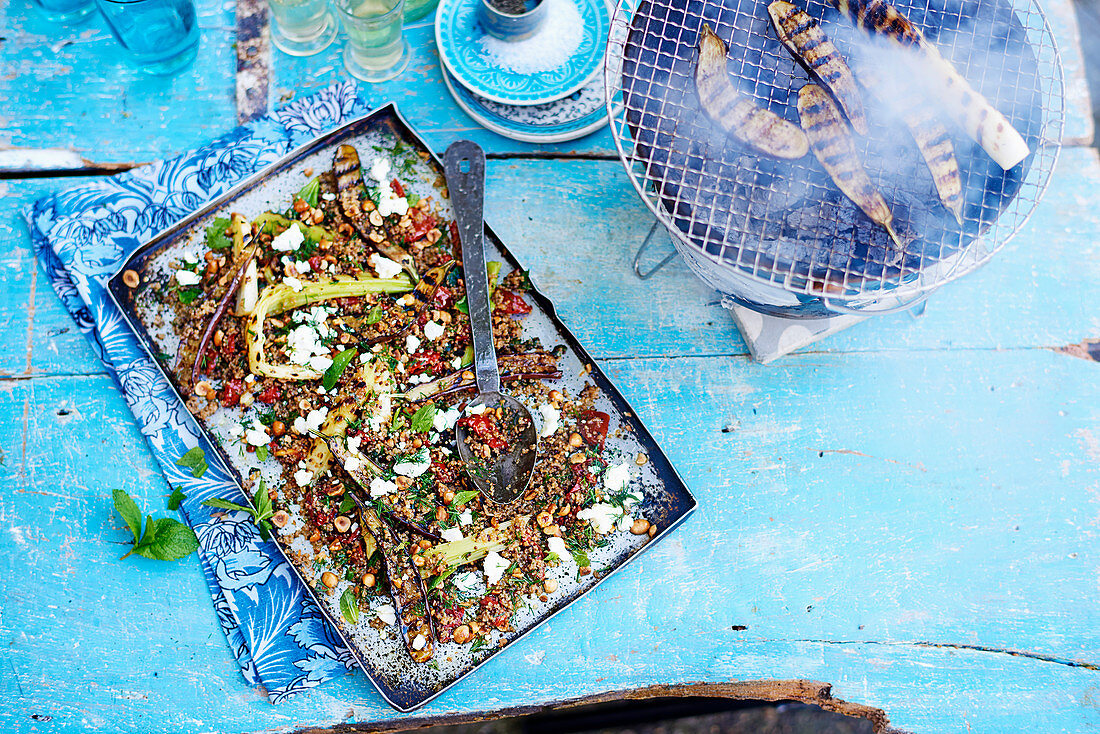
[
  {"left": 1, "top": 348, "right": 1098, "bottom": 731},
  {"left": 7, "top": 147, "right": 1100, "bottom": 380}
]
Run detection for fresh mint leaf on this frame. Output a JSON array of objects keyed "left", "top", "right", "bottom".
[
  {"left": 201, "top": 497, "right": 254, "bottom": 514},
  {"left": 339, "top": 494, "right": 356, "bottom": 514},
  {"left": 406, "top": 193, "right": 420, "bottom": 207},
  {"left": 364, "top": 305, "right": 384, "bottom": 325},
  {"left": 450, "top": 489, "right": 478, "bottom": 508},
  {"left": 133, "top": 517, "right": 199, "bottom": 561},
  {"left": 206, "top": 217, "right": 232, "bottom": 250},
  {"left": 253, "top": 481, "right": 273, "bottom": 522},
  {"left": 339, "top": 587, "right": 359, "bottom": 625},
  {"left": 167, "top": 487, "right": 186, "bottom": 511},
  {"left": 175, "top": 447, "right": 207, "bottom": 478},
  {"left": 571, "top": 550, "right": 590, "bottom": 568},
  {"left": 455, "top": 296, "right": 468, "bottom": 314},
  {"left": 429, "top": 567, "right": 455, "bottom": 592},
  {"left": 178, "top": 286, "right": 203, "bottom": 304},
  {"left": 323, "top": 348, "right": 357, "bottom": 391},
  {"left": 256, "top": 445, "right": 269, "bottom": 462},
  {"left": 297, "top": 177, "right": 320, "bottom": 208},
  {"left": 112, "top": 489, "right": 143, "bottom": 543},
  {"left": 410, "top": 403, "right": 437, "bottom": 433}
]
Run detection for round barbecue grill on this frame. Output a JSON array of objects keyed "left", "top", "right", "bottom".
[{"left": 604, "top": 0, "right": 1065, "bottom": 317}]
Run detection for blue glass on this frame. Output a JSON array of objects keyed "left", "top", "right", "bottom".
[
  {"left": 31, "top": 0, "right": 97, "bottom": 23},
  {"left": 96, "top": 0, "right": 200, "bottom": 75}
]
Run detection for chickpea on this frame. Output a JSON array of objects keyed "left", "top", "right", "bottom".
[
  {"left": 271, "top": 420, "right": 286, "bottom": 437},
  {"left": 334, "top": 516, "right": 352, "bottom": 533},
  {"left": 569, "top": 452, "right": 586, "bottom": 464},
  {"left": 194, "top": 381, "right": 213, "bottom": 398},
  {"left": 543, "top": 579, "right": 558, "bottom": 594},
  {"left": 321, "top": 571, "right": 338, "bottom": 589},
  {"left": 630, "top": 518, "right": 651, "bottom": 535},
  {"left": 435, "top": 506, "right": 448, "bottom": 522},
  {"left": 549, "top": 390, "right": 564, "bottom": 403},
  {"left": 443, "top": 490, "right": 456, "bottom": 504},
  {"left": 303, "top": 167, "right": 314, "bottom": 177},
  {"left": 419, "top": 539, "right": 432, "bottom": 549},
  {"left": 213, "top": 329, "right": 224, "bottom": 347},
  {"left": 395, "top": 476, "right": 413, "bottom": 490},
  {"left": 452, "top": 625, "right": 471, "bottom": 645},
  {"left": 362, "top": 572, "right": 376, "bottom": 588},
  {"left": 568, "top": 433, "right": 584, "bottom": 448},
  {"left": 413, "top": 555, "right": 425, "bottom": 567},
  {"left": 271, "top": 510, "right": 290, "bottom": 528},
  {"left": 122, "top": 269, "right": 140, "bottom": 288}
]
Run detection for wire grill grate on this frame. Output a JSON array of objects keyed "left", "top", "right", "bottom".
[{"left": 605, "top": 0, "right": 1065, "bottom": 311}]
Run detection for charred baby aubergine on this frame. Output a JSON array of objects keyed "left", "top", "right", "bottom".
[
  {"left": 797, "top": 84, "right": 903, "bottom": 247},
  {"left": 695, "top": 24, "right": 809, "bottom": 159},
  {"left": 768, "top": 1, "right": 868, "bottom": 135},
  {"left": 832, "top": 0, "right": 1030, "bottom": 170}
]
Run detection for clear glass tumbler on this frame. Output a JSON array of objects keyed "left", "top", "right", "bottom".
[
  {"left": 31, "top": 0, "right": 97, "bottom": 23},
  {"left": 96, "top": 0, "right": 200, "bottom": 75},
  {"left": 332, "top": 0, "right": 409, "bottom": 83},
  {"left": 401, "top": 0, "right": 438, "bottom": 22},
  {"left": 268, "top": 0, "right": 337, "bottom": 56}
]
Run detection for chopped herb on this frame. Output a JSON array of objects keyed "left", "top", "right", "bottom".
[
  {"left": 175, "top": 447, "right": 207, "bottom": 478},
  {"left": 364, "top": 305, "right": 384, "bottom": 325},
  {"left": 339, "top": 494, "right": 357, "bottom": 514},
  {"left": 323, "top": 348, "right": 358, "bottom": 391},
  {"left": 257, "top": 409, "right": 277, "bottom": 426},
  {"left": 450, "top": 489, "right": 479, "bottom": 508},
  {"left": 167, "top": 487, "right": 186, "bottom": 511},
  {"left": 429, "top": 567, "right": 455, "bottom": 592},
  {"left": 297, "top": 177, "right": 320, "bottom": 208},
  {"left": 205, "top": 217, "right": 232, "bottom": 250},
  {"left": 339, "top": 586, "right": 359, "bottom": 625},
  {"left": 178, "top": 286, "right": 203, "bottom": 304},
  {"left": 410, "top": 403, "right": 437, "bottom": 433},
  {"left": 406, "top": 193, "right": 420, "bottom": 207},
  {"left": 113, "top": 489, "right": 198, "bottom": 562},
  {"left": 470, "top": 636, "right": 488, "bottom": 654}
]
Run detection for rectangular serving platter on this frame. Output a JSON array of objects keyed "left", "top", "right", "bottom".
[{"left": 106, "top": 104, "right": 696, "bottom": 711}]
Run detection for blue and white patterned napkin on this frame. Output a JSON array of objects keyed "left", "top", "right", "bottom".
[{"left": 24, "top": 83, "right": 378, "bottom": 702}]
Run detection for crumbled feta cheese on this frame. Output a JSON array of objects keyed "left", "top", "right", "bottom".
[
  {"left": 577, "top": 502, "right": 619, "bottom": 534},
  {"left": 294, "top": 259, "right": 311, "bottom": 273},
  {"left": 321, "top": 192, "right": 336, "bottom": 201},
  {"left": 604, "top": 462, "right": 633, "bottom": 494},
  {"left": 483, "top": 550, "right": 511, "bottom": 586},
  {"left": 367, "top": 477, "right": 396, "bottom": 498},
  {"left": 405, "top": 334, "right": 421, "bottom": 354},
  {"left": 175, "top": 269, "right": 201, "bottom": 286},
  {"left": 441, "top": 527, "right": 464, "bottom": 542},
  {"left": 393, "top": 448, "right": 431, "bottom": 477},
  {"left": 375, "top": 604, "right": 396, "bottom": 626},
  {"left": 465, "top": 403, "right": 486, "bottom": 416},
  {"left": 423, "top": 320, "right": 444, "bottom": 341},
  {"left": 412, "top": 634, "right": 427, "bottom": 651},
  {"left": 283, "top": 276, "right": 303, "bottom": 293},
  {"left": 458, "top": 509, "right": 473, "bottom": 526},
  {"left": 294, "top": 468, "right": 314, "bottom": 487},
  {"left": 292, "top": 407, "right": 329, "bottom": 435},
  {"left": 547, "top": 535, "right": 568, "bottom": 559},
  {"left": 538, "top": 403, "right": 560, "bottom": 438},
  {"left": 452, "top": 570, "right": 485, "bottom": 600},
  {"left": 271, "top": 224, "right": 304, "bottom": 252},
  {"left": 369, "top": 158, "right": 410, "bottom": 218},
  {"left": 370, "top": 157, "right": 391, "bottom": 182},
  {"left": 182, "top": 251, "right": 199, "bottom": 264},
  {"left": 225, "top": 422, "right": 245, "bottom": 438},
  {"left": 451, "top": 357, "right": 463, "bottom": 370},
  {"left": 347, "top": 435, "right": 362, "bottom": 452},
  {"left": 344, "top": 455, "right": 362, "bottom": 472},
  {"left": 244, "top": 424, "right": 270, "bottom": 446},
  {"left": 369, "top": 253, "right": 403, "bottom": 279},
  {"left": 307, "top": 354, "right": 333, "bottom": 372},
  {"left": 432, "top": 407, "right": 461, "bottom": 433}
]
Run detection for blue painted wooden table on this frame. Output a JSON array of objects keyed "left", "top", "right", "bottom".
[{"left": 2, "top": 0, "right": 1099, "bottom": 730}]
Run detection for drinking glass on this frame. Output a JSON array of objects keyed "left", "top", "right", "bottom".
[
  {"left": 31, "top": 0, "right": 97, "bottom": 23},
  {"left": 268, "top": 0, "right": 337, "bottom": 56},
  {"left": 332, "top": 0, "right": 409, "bottom": 83},
  {"left": 96, "top": 0, "right": 200, "bottom": 75},
  {"left": 401, "top": 0, "right": 437, "bottom": 22}
]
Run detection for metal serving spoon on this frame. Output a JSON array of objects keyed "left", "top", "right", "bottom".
[{"left": 442, "top": 141, "right": 538, "bottom": 505}]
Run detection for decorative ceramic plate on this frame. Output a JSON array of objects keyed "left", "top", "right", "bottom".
[
  {"left": 443, "top": 66, "right": 610, "bottom": 143},
  {"left": 106, "top": 106, "right": 696, "bottom": 712},
  {"left": 435, "top": 0, "right": 610, "bottom": 106}
]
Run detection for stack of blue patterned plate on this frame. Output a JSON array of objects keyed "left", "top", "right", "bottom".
[{"left": 434, "top": 0, "right": 611, "bottom": 143}]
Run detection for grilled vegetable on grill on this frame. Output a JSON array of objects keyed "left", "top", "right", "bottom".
[
  {"left": 797, "top": 84, "right": 903, "bottom": 247},
  {"left": 333, "top": 144, "right": 420, "bottom": 282},
  {"left": 832, "top": 0, "right": 1029, "bottom": 170},
  {"left": 858, "top": 67, "right": 964, "bottom": 224},
  {"left": 768, "top": 1, "right": 868, "bottom": 135},
  {"left": 695, "top": 24, "right": 809, "bottom": 159}
]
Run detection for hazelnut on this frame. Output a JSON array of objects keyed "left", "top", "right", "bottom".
[
  {"left": 543, "top": 579, "right": 558, "bottom": 594},
  {"left": 271, "top": 420, "right": 286, "bottom": 437},
  {"left": 362, "top": 572, "right": 376, "bottom": 588},
  {"left": 452, "top": 625, "right": 471, "bottom": 645},
  {"left": 635, "top": 452, "right": 649, "bottom": 466},
  {"left": 271, "top": 510, "right": 290, "bottom": 528},
  {"left": 321, "top": 571, "right": 338, "bottom": 589},
  {"left": 213, "top": 329, "right": 224, "bottom": 347},
  {"left": 549, "top": 390, "right": 564, "bottom": 403},
  {"left": 568, "top": 433, "right": 583, "bottom": 448},
  {"left": 122, "top": 269, "right": 140, "bottom": 288},
  {"left": 443, "top": 490, "right": 456, "bottom": 504},
  {"left": 630, "top": 518, "right": 651, "bottom": 535},
  {"left": 334, "top": 516, "right": 352, "bottom": 533},
  {"left": 369, "top": 210, "right": 384, "bottom": 227},
  {"left": 569, "top": 452, "right": 586, "bottom": 464},
  {"left": 193, "top": 381, "right": 213, "bottom": 398}
]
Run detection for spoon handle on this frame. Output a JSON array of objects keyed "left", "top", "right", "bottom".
[{"left": 443, "top": 141, "right": 500, "bottom": 396}]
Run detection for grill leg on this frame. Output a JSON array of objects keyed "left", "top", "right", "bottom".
[{"left": 633, "top": 220, "right": 677, "bottom": 280}]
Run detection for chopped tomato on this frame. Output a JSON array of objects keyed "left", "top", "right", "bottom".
[
  {"left": 498, "top": 289, "right": 531, "bottom": 316},
  {"left": 433, "top": 286, "right": 454, "bottom": 309},
  {"left": 449, "top": 221, "right": 460, "bottom": 246},
  {"left": 390, "top": 178, "right": 405, "bottom": 197},
  {"left": 458, "top": 413, "right": 508, "bottom": 450},
  {"left": 308, "top": 255, "right": 322, "bottom": 271},
  {"left": 221, "top": 378, "right": 245, "bottom": 406},
  {"left": 479, "top": 594, "right": 511, "bottom": 630},
  {"left": 578, "top": 410, "right": 610, "bottom": 449},
  {"left": 409, "top": 350, "right": 443, "bottom": 375},
  {"left": 408, "top": 208, "right": 438, "bottom": 242},
  {"left": 334, "top": 296, "right": 363, "bottom": 309},
  {"left": 256, "top": 384, "right": 281, "bottom": 404},
  {"left": 219, "top": 330, "right": 238, "bottom": 357}
]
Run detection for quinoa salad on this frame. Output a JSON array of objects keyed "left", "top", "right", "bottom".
[{"left": 122, "top": 135, "right": 663, "bottom": 671}]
